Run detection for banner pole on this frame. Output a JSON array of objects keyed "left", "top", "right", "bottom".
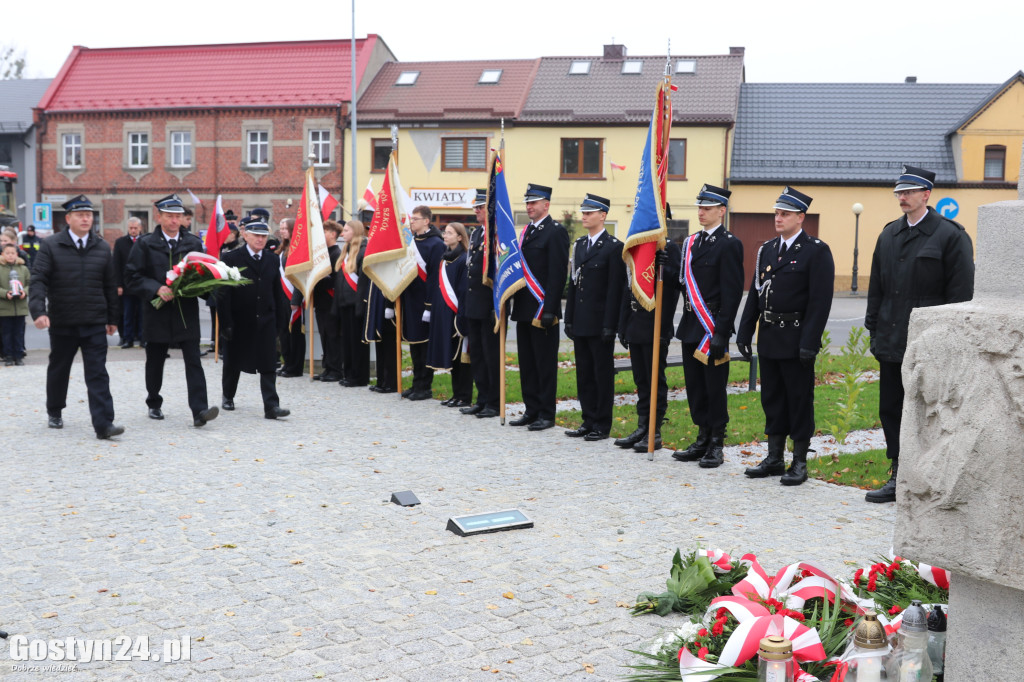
[
  {"left": 499, "top": 303, "right": 507, "bottom": 425},
  {"left": 214, "top": 311, "right": 219, "bottom": 364},
  {"left": 646, "top": 263, "right": 664, "bottom": 461},
  {"left": 395, "top": 296, "right": 403, "bottom": 397},
  {"left": 308, "top": 301, "right": 316, "bottom": 380}
]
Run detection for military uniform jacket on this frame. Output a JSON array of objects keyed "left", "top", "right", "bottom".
[
  {"left": 736, "top": 231, "right": 835, "bottom": 359},
  {"left": 617, "top": 241, "right": 681, "bottom": 345},
  {"left": 676, "top": 226, "right": 745, "bottom": 344},
  {"left": 217, "top": 247, "right": 289, "bottom": 373},
  {"left": 511, "top": 215, "right": 570, "bottom": 323},
  {"left": 125, "top": 230, "right": 207, "bottom": 343},
  {"left": 29, "top": 230, "right": 118, "bottom": 329},
  {"left": 565, "top": 230, "right": 625, "bottom": 337},
  {"left": 463, "top": 225, "right": 495, "bottom": 321},
  {"left": 865, "top": 207, "right": 974, "bottom": 363},
  {"left": 401, "top": 226, "right": 445, "bottom": 343}
]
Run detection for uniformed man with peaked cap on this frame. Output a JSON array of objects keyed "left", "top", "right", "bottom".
[
  {"left": 736, "top": 187, "right": 834, "bottom": 486},
  {"left": 460, "top": 189, "right": 502, "bottom": 419},
  {"left": 563, "top": 193, "right": 624, "bottom": 441}
]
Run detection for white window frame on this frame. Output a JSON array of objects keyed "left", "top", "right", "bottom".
[
  {"left": 170, "top": 130, "right": 192, "bottom": 168},
  {"left": 128, "top": 132, "right": 150, "bottom": 169},
  {"left": 309, "top": 129, "right": 331, "bottom": 167},
  {"left": 62, "top": 132, "right": 82, "bottom": 169},
  {"left": 247, "top": 130, "right": 269, "bottom": 167}
]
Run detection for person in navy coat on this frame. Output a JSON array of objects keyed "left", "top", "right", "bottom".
[
  {"left": 401, "top": 206, "right": 445, "bottom": 401},
  {"left": 427, "top": 222, "right": 471, "bottom": 407}
]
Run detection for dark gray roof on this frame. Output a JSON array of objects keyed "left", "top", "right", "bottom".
[
  {"left": 520, "top": 54, "right": 744, "bottom": 124},
  {"left": 730, "top": 82, "right": 999, "bottom": 185},
  {"left": 0, "top": 78, "right": 52, "bottom": 133}
]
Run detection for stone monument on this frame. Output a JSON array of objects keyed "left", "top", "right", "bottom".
[{"left": 894, "top": 143, "right": 1024, "bottom": 679}]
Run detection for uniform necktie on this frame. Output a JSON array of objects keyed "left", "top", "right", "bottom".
[
  {"left": 77, "top": 238, "right": 85, "bottom": 251},
  {"left": 778, "top": 240, "right": 787, "bottom": 261},
  {"left": 168, "top": 239, "right": 176, "bottom": 252},
  {"left": 696, "top": 232, "right": 705, "bottom": 249},
  {"left": 580, "top": 238, "right": 589, "bottom": 259},
  {"left": 255, "top": 252, "right": 261, "bottom": 261}
]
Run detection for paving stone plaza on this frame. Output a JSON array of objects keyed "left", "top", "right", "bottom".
[{"left": 1, "top": 345, "right": 895, "bottom": 681}]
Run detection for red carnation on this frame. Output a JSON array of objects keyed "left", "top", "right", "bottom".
[
  {"left": 867, "top": 577, "right": 877, "bottom": 592},
  {"left": 717, "top": 607, "right": 728, "bottom": 619},
  {"left": 854, "top": 569, "right": 864, "bottom": 583},
  {"left": 889, "top": 605, "right": 902, "bottom": 615},
  {"left": 698, "top": 646, "right": 709, "bottom": 661},
  {"left": 711, "top": 622, "right": 724, "bottom": 637},
  {"left": 698, "top": 628, "right": 708, "bottom": 638},
  {"left": 844, "top": 618, "right": 854, "bottom": 627}
]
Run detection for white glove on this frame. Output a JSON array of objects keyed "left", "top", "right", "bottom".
[
  {"left": 385, "top": 308, "right": 395, "bottom": 320},
  {"left": 422, "top": 310, "right": 431, "bottom": 323}
]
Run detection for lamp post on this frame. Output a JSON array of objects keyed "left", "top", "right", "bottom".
[{"left": 851, "top": 202, "right": 864, "bottom": 293}]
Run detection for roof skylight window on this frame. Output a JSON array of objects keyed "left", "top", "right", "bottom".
[{"left": 396, "top": 71, "right": 420, "bottom": 86}]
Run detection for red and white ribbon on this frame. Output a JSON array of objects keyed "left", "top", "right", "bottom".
[
  {"left": 698, "top": 549, "right": 734, "bottom": 573},
  {"left": 439, "top": 262, "right": 458, "bottom": 313},
  {"left": 915, "top": 562, "right": 950, "bottom": 590}
]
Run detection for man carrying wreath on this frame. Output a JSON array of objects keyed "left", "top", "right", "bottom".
[{"left": 125, "top": 194, "right": 219, "bottom": 427}]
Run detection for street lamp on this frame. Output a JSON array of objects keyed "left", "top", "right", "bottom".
[{"left": 851, "top": 202, "right": 864, "bottom": 293}]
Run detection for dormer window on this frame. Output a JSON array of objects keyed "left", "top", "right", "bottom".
[
  {"left": 675, "top": 59, "right": 697, "bottom": 74},
  {"left": 569, "top": 60, "right": 591, "bottom": 75},
  {"left": 479, "top": 69, "right": 502, "bottom": 84},
  {"left": 396, "top": 71, "right": 419, "bottom": 86},
  {"left": 621, "top": 60, "right": 643, "bottom": 74}
]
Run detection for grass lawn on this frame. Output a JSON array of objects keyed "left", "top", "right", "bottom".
[{"left": 808, "top": 448, "right": 892, "bottom": 490}]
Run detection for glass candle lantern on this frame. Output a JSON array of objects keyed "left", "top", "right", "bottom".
[
  {"left": 757, "top": 635, "right": 795, "bottom": 682},
  {"left": 848, "top": 611, "right": 891, "bottom": 681}
]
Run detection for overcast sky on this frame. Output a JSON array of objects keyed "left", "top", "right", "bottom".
[{"left": 8, "top": 0, "right": 1021, "bottom": 85}]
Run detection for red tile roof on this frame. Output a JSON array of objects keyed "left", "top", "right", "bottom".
[
  {"left": 38, "top": 37, "right": 386, "bottom": 112},
  {"left": 357, "top": 59, "right": 540, "bottom": 121},
  {"left": 520, "top": 54, "right": 745, "bottom": 124}
]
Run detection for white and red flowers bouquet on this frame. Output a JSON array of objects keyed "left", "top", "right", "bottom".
[{"left": 151, "top": 251, "right": 250, "bottom": 309}]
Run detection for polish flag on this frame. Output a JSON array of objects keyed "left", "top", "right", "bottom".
[
  {"left": 610, "top": 161, "right": 627, "bottom": 171},
  {"left": 204, "top": 195, "right": 226, "bottom": 257},
  {"left": 362, "top": 178, "right": 378, "bottom": 212},
  {"left": 317, "top": 184, "right": 339, "bottom": 221}
]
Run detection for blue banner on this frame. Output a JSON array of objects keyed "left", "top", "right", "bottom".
[{"left": 490, "top": 153, "right": 525, "bottom": 318}]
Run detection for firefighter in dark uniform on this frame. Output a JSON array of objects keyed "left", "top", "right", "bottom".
[
  {"left": 864, "top": 165, "right": 974, "bottom": 503},
  {"left": 509, "top": 184, "right": 569, "bottom": 431},
  {"left": 672, "top": 184, "right": 744, "bottom": 468},
  {"left": 217, "top": 218, "right": 290, "bottom": 419},
  {"left": 402, "top": 205, "right": 445, "bottom": 400},
  {"left": 459, "top": 189, "right": 501, "bottom": 419},
  {"left": 737, "top": 187, "right": 834, "bottom": 486},
  {"left": 563, "top": 194, "right": 624, "bottom": 441},
  {"left": 615, "top": 243, "right": 681, "bottom": 452}
]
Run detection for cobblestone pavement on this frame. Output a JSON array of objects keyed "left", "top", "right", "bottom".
[{"left": 0, "top": 351, "right": 895, "bottom": 681}]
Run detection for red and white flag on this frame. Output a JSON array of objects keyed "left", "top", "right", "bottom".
[
  {"left": 204, "top": 195, "right": 226, "bottom": 257},
  {"left": 186, "top": 189, "right": 203, "bottom": 205},
  {"left": 362, "top": 151, "right": 417, "bottom": 301},
  {"left": 317, "top": 184, "right": 339, "bottom": 221},
  {"left": 286, "top": 169, "right": 332, "bottom": 300},
  {"left": 362, "top": 178, "right": 378, "bottom": 212},
  {"left": 610, "top": 161, "right": 627, "bottom": 171}
]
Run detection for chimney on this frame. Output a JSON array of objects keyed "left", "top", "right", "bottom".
[
  {"left": 905, "top": 76, "right": 917, "bottom": 83},
  {"left": 729, "top": 46, "right": 745, "bottom": 55},
  {"left": 603, "top": 44, "right": 625, "bottom": 60}
]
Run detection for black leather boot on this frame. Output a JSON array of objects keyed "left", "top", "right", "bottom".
[
  {"left": 614, "top": 426, "right": 647, "bottom": 448},
  {"left": 672, "top": 426, "right": 709, "bottom": 462},
  {"left": 698, "top": 426, "right": 726, "bottom": 468},
  {"left": 633, "top": 431, "right": 662, "bottom": 452},
  {"left": 865, "top": 460, "right": 898, "bottom": 503},
  {"left": 781, "top": 439, "right": 811, "bottom": 486},
  {"left": 745, "top": 434, "right": 787, "bottom": 478}
]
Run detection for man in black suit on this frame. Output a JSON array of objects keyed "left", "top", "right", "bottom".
[
  {"left": 460, "top": 190, "right": 501, "bottom": 419},
  {"left": 615, "top": 244, "right": 681, "bottom": 452},
  {"left": 509, "top": 184, "right": 569, "bottom": 431},
  {"left": 563, "top": 194, "right": 624, "bottom": 441},
  {"left": 218, "top": 218, "right": 290, "bottom": 419},
  {"left": 112, "top": 217, "right": 143, "bottom": 348},
  {"left": 671, "top": 185, "right": 744, "bottom": 468},
  {"left": 401, "top": 205, "right": 445, "bottom": 401},
  {"left": 736, "top": 187, "right": 835, "bottom": 486},
  {"left": 125, "top": 194, "right": 219, "bottom": 427},
  {"left": 28, "top": 195, "right": 123, "bottom": 439}
]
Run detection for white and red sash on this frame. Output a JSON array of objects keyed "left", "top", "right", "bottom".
[
  {"left": 439, "top": 262, "right": 459, "bottom": 313},
  {"left": 683, "top": 232, "right": 716, "bottom": 355}
]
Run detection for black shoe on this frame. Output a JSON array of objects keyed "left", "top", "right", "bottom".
[
  {"left": 14, "top": 357, "right": 24, "bottom": 366},
  {"left": 865, "top": 464, "right": 898, "bottom": 503},
  {"left": 449, "top": 399, "right": 471, "bottom": 408},
  {"left": 439, "top": 397, "right": 453, "bottom": 406},
  {"left": 119, "top": 342, "right": 133, "bottom": 349},
  {"left": 564, "top": 425, "right": 590, "bottom": 438},
  {"left": 96, "top": 424, "right": 125, "bottom": 440},
  {"left": 148, "top": 408, "right": 164, "bottom": 420},
  {"left": 194, "top": 406, "right": 219, "bottom": 427},
  {"left": 614, "top": 427, "right": 648, "bottom": 448},
  {"left": 476, "top": 407, "right": 499, "bottom": 419},
  {"left": 509, "top": 415, "right": 537, "bottom": 427},
  {"left": 401, "top": 387, "right": 415, "bottom": 398},
  {"left": 460, "top": 404, "right": 484, "bottom": 416},
  {"left": 780, "top": 440, "right": 811, "bottom": 486},
  {"left": 407, "top": 390, "right": 432, "bottom": 401},
  {"left": 339, "top": 379, "right": 355, "bottom": 387},
  {"left": 222, "top": 398, "right": 235, "bottom": 411},
  {"left": 528, "top": 419, "right": 555, "bottom": 431},
  {"left": 698, "top": 427, "right": 727, "bottom": 468},
  {"left": 672, "top": 426, "right": 710, "bottom": 461},
  {"left": 633, "top": 432, "right": 662, "bottom": 452},
  {"left": 265, "top": 406, "right": 290, "bottom": 420},
  {"left": 3, "top": 358, "right": 13, "bottom": 366},
  {"left": 583, "top": 431, "right": 609, "bottom": 442},
  {"left": 319, "top": 372, "right": 343, "bottom": 382},
  {"left": 48, "top": 414, "right": 63, "bottom": 429},
  {"left": 373, "top": 386, "right": 396, "bottom": 394},
  {"left": 745, "top": 435, "right": 787, "bottom": 477}
]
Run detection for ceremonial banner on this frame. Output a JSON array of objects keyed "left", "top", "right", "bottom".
[
  {"left": 204, "top": 195, "right": 226, "bottom": 258},
  {"left": 622, "top": 80, "right": 673, "bottom": 310},
  {"left": 362, "top": 151, "right": 417, "bottom": 301},
  {"left": 284, "top": 167, "right": 332, "bottom": 300},
  {"left": 488, "top": 150, "right": 525, "bottom": 322}
]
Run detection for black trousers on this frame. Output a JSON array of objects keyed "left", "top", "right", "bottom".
[
  {"left": 450, "top": 346, "right": 473, "bottom": 402},
  {"left": 681, "top": 341, "right": 731, "bottom": 429},
  {"left": 374, "top": 322, "right": 397, "bottom": 391},
  {"left": 46, "top": 326, "right": 115, "bottom": 432},
  {"left": 145, "top": 340, "right": 209, "bottom": 418},
  {"left": 516, "top": 321, "right": 560, "bottom": 421},
  {"left": 574, "top": 335, "right": 615, "bottom": 433},
  {"left": 465, "top": 316, "right": 500, "bottom": 410},
  {"left": 759, "top": 357, "right": 816, "bottom": 441},
  {"left": 408, "top": 342, "right": 433, "bottom": 392},
  {"left": 122, "top": 294, "right": 141, "bottom": 344},
  {"left": 338, "top": 307, "right": 370, "bottom": 385},
  {"left": 315, "top": 305, "right": 342, "bottom": 376},
  {"left": 630, "top": 340, "right": 669, "bottom": 429},
  {"left": 281, "top": 313, "right": 306, "bottom": 374},
  {"left": 222, "top": 364, "right": 279, "bottom": 410},
  {"left": 878, "top": 360, "right": 904, "bottom": 462}
]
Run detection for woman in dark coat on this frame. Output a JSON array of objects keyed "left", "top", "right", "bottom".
[
  {"left": 428, "top": 222, "right": 472, "bottom": 407},
  {"left": 334, "top": 220, "right": 370, "bottom": 387}
]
